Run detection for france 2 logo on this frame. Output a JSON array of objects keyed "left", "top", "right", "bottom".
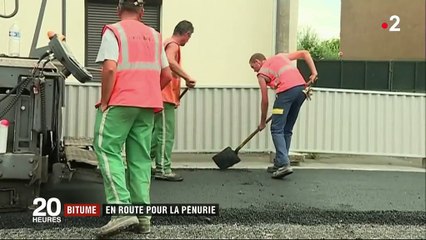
[
  {"left": 32, "top": 197, "right": 62, "bottom": 223},
  {"left": 382, "top": 15, "right": 401, "bottom": 32}
]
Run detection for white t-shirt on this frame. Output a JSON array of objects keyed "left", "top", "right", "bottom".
[{"left": 96, "top": 29, "right": 169, "bottom": 69}]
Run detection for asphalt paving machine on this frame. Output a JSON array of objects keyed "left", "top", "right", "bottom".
[{"left": 0, "top": 34, "right": 95, "bottom": 212}]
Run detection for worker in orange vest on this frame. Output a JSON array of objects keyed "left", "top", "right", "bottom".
[
  {"left": 151, "top": 20, "right": 196, "bottom": 181},
  {"left": 249, "top": 50, "right": 318, "bottom": 179},
  {"left": 93, "top": 0, "right": 172, "bottom": 237}
]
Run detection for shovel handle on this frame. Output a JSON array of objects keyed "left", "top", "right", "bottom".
[
  {"left": 235, "top": 116, "right": 272, "bottom": 153},
  {"left": 306, "top": 76, "right": 318, "bottom": 86},
  {"left": 179, "top": 88, "right": 189, "bottom": 100},
  {"left": 85, "top": 67, "right": 102, "bottom": 72}
]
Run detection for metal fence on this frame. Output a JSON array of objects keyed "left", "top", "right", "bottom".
[
  {"left": 297, "top": 60, "right": 426, "bottom": 93},
  {"left": 63, "top": 83, "right": 426, "bottom": 158}
]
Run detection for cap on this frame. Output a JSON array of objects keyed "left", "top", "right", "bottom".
[{"left": 118, "top": 0, "right": 144, "bottom": 7}]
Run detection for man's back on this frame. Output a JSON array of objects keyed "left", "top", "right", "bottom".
[
  {"left": 103, "top": 19, "right": 164, "bottom": 109},
  {"left": 259, "top": 54, "right": 305, "bottom": 93}
]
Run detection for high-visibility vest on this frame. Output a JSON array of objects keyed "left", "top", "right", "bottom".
[
  {"left": 96, "top": 20, "right": 163, "bottom": 110},
  {"left": 162, "top": 38, "right": 182, "bottom": 107},
  {"left": 257, "top": 54, "right": 306, "bottom": 93}
]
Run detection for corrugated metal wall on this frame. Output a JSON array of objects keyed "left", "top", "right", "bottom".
[
  {"left": 64, "top": 83, "right": 426, "bottom": 157},
  {"left": 291, "top": 89, "right": 426, "bottom": 158}
]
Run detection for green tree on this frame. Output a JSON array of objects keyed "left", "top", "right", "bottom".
[{"left": 297, "top": 27, "right": 340, "bottom": 60}]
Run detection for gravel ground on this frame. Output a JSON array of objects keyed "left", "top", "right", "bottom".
[
  {"left": 1, "top": 168, "right": 424, "bottom": 239},
  {"left": 1, "top": 223, "right": 425, "bottom": 239},
  {"left": 2, "top": 206, "right": 425, "bottom": 227},
  {"left": 1, "top": 207, "right": 425, "bottom": 239}
]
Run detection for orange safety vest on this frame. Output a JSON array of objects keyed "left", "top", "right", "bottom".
[
  {"left": 257, "top": 54, "right": 306, "bottom": 94},
  {"left": 96, "top": 20, "right": 163, "bottom": 110},
  {"left": 162, "top": 38, "right": 182, "bottom": 107}
]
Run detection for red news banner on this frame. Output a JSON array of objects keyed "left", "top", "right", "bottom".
[
  {"left": 63, "top": 203, "right": 219, "bottom": 217},
  {"left": 64, "top": 203, "right": 102, "bottom": 217}
]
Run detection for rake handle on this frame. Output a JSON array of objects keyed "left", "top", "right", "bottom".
[
  {"left": 235, "top": 116, "right": 272, "bottom": 153},
  {"left": 179, "top": 88, "right": 189, "bottom": 100}
]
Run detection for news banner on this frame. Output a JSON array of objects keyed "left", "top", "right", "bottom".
[{"left": 32, "top": 197, "right": 219, "bottom": 223}]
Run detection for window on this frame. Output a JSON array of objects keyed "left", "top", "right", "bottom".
[{"left": 85, "top": 0, "right": 162, "bottom": 81}]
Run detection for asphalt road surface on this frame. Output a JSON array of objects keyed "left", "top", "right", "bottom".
[{"left": 0, "top": 168, "right": 425, "bottom": 239}]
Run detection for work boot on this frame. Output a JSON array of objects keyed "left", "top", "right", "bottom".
[
  {"left": 267, "top": 158, "right": 279, "bottom": 173},
  {"left": 154, "top": 171, "right": 183, "bottom": 181},
  {"left": 271, "top": 166, "right": 293, "bottom": 179},
  {"left": 266, "top": 165, "right": 279, "bottom": 173},
  {"left": 97, "top": 216, "right": 139, "bottom": 237},
  {"left": 131, "top": 217, "right": 151, "bottom": 234}
]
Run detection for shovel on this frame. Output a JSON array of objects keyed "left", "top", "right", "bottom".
[{"left": 213, "top": 116, "right": 272, "bottom": 169}]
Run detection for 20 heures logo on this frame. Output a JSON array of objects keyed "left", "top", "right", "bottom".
[{"left": 32, "top": 197, "right": 62, "bottom": 223}]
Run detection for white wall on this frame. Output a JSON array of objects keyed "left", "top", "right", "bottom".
[
  {"left": 1, "top": 0, "right": 282, "bottom": 87},
  {"left": 64, "top": 0, "right": 86, "bottom": 66},
  {"left": 0, "top": 0, "right": 60, "bottom": 57},
  {"left": 288, "top": 0, "right": 299, "bottom": 53},
  {"left": 161, "top": 0, "right": 276, "bottom": 87},
  {"left": 0, "top": 0, "right": 86, "bottom": 83}
]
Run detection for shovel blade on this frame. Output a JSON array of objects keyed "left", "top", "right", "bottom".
[{"left": 212, "top": 147, "right": 241, "bottom": 170}]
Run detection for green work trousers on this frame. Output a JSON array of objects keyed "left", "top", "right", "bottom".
[
  {"left": 93, "top": 106, "right": 153, "bottom": 214},
  {"left": 151, "top": 102, "right": 176, "bottom": 174}
]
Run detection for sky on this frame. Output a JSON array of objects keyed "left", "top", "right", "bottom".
[{"left": 298, "top": 0, "right": 341, "bottom": 40}]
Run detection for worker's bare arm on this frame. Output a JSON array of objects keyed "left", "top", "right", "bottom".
[
  {"left": 100, "top": 60, "right": 117, "bottom": 112},
  {"left": 160, "top": 66, "right": 172, "bottom": 90},
  {"left": 257, "top": 75, "right": 269, "bottom": 131},
  {"left": 283, "top": 50, "right": 318, "bottom": 83},
  {"left": 165, "top": 43, "right": 195, "bottom": 88}
]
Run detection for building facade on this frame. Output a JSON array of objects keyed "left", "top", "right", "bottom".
[
  {"left": 0, "top": 0, "right": 298, "bottom": 86},
  {"left": 1, "top": 0, "right": 424, "bottom": 158}
]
